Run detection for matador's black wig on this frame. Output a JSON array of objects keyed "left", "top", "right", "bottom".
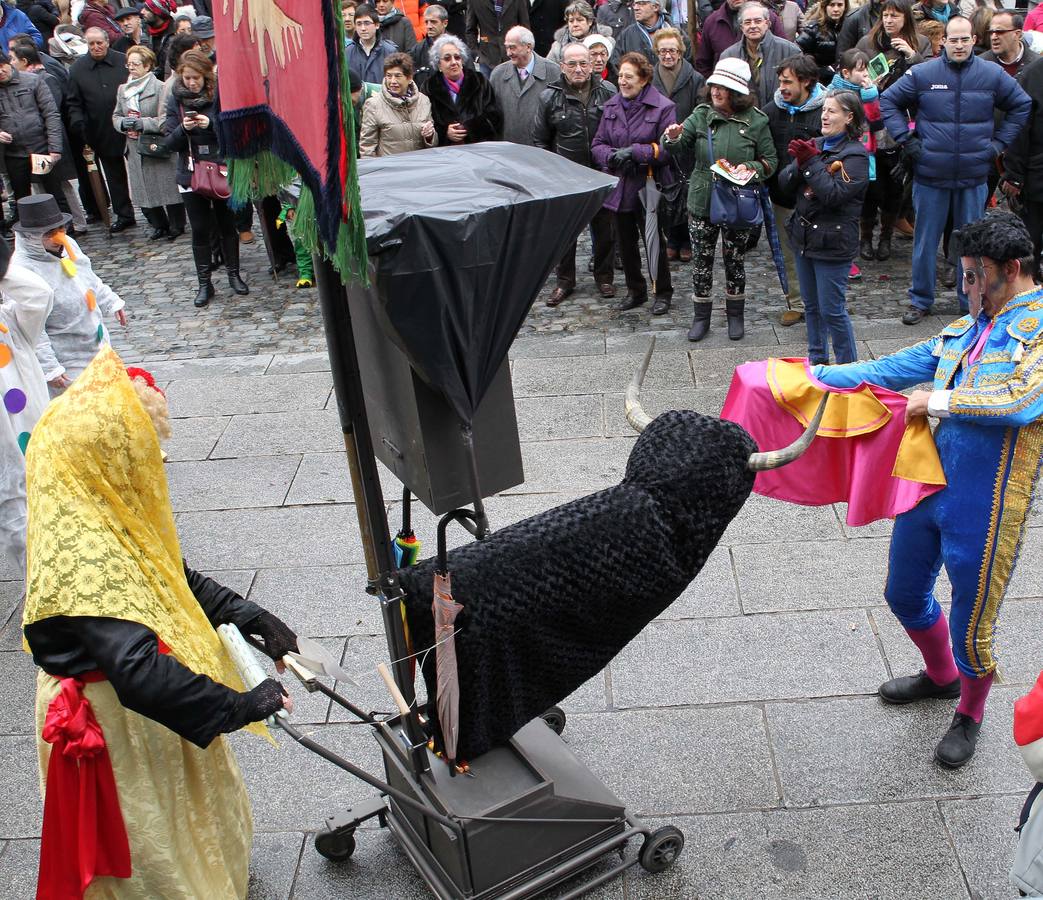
[{"left": 953, "top": 210, "right": 1034, "bottom": 263}]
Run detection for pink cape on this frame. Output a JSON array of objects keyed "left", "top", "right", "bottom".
[{"left": 721, "top": 359, "right": 945, "bottom": 527}]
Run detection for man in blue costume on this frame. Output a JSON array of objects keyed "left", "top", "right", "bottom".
[{"left": 814, "top": 211, "right": 1043, "bottom": 768}]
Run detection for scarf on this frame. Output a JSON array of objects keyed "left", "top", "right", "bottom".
[
  {"left": 444, "top": 72, "right": 464, "bottom": 98},
  {"left": 172, "top": 80, "right": 211, "bottom": 111},
  {"left": 830, "top": 72, "right": 878, "bottom": 102},
  {"left": 22, "top": 347, "right": 266, "bottom": 740},
  {"left": 121, "top": 71, "right": 152, "bottom": 113},
  {"left": 822, "top": 134, "right": 844, "bottom": 152},
  {"left": 774, "top": 81, "right": 823, "bottom": 114},
  {"left": 657, "top": 63, "right": 679, "bottom": 96}
]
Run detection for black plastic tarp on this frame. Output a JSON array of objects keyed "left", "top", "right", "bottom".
[{"left": 357, "top": 143, "right": 616, "bottom": 424}]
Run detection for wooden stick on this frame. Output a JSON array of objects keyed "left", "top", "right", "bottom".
[{"left": 377, "top": 662, "right": 412, "bottom": 717}]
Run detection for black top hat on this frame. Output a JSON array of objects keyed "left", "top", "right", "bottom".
[{"left": 13, "top": 194, "right": 72, "bottom": 234}]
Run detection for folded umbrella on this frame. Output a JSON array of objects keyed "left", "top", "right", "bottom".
[
  {"left": 82, "top": 147, "right": 111, "bottom": 230},
  {"left": 432, "top": 568, "right": 463, "bottom": 773},
  {"left": 638, "top": 168, "right": 662, "bottom": 294},
  {"left": 759, "top": 187, "right": 789, "bottom": 297}
]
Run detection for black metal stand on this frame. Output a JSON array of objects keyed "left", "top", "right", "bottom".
[{"left": 313, "top": 254, "right": 428, "bottom": 777}]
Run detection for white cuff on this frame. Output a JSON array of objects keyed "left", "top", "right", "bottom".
[
  {"left": 43, "top": 365, "right": 65, "bottom": 382},
  {"left": 927, "top": 389, "right": 952, "bottom": 418}
]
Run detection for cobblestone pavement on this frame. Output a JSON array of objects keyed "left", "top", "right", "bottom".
[{"left": 1, "top": 219, "right": 1036, "bottom": 900}]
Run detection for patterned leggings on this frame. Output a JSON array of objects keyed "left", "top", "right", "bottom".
[{"left": 689, "top": 216, "right": 751, "bottom": 297}]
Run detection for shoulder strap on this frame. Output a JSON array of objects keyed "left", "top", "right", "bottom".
[{"left": 706, "top": 123, "right": 713, "bottom": 161}]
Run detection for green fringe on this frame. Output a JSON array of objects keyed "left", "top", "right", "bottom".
[
  {"left": 290, "top": 186, "right": 368, "bottom": 283},
  {"left": 228, "top": 152, "right": 297, "bottom": 206}
]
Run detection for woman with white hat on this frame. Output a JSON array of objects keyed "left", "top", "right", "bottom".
[
  {"left": 583, "top": 32, "right": 617, "bottom": 86},
  {"left": 663, "top": 56, "right": 776, "bottom": 342}
]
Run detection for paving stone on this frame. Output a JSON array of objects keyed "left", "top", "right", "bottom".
[
  {"left": 564, "top": 707, "right": 777, "bottom": 815},
  {"left": 266, "top": 352, "right": 333, "bottom": 374},
  {"left": 766, "top": 689, "right": 1028, "bottom": 806},
  {"left": 939, "top": 795, "right": 1024, "bottom": 900},
  {"left": 284, "top": 453, "right": 359, "bottom": 506},
  {"left": 200, "top": 569, "right": 256, "bottom": 599},
  {"left": 177, "top": 506, "right": 365, "bottom": 569},
  {"left": 688, "top": 344, "right": 810, "bottom": 387},
  {"left": 656, "top": 548, "right": 741, "bottom": 619},
  {"left": 0, "top": 840, "right": 39, "bottom": 896},
  {"left": 248, "top": 831, "right": 303, "bottom": 900},
  {"left": 212, "top": 409, "right": 344, "bottom": 458},
  {"left": 512, "top": 351, "right": 693, "bottom": 398},
  {"left": 230, "top": 723, "right": 383, "bottom": 832},
  {"left": 511, "top": 333, "right": 606, "bottom": 358},
  {"left": 722, "top": 493, "right": 843, "bottom": 546},
  {"left": 612, "top": 611, "right": 886, "bottom": 708},
  {"left": 874, "top": 598, "right": 1043, "bottom": 687},
  {"left": 603, "top": 386, "right": 727, "bottom": 438},
  {"left": 166, "top": 456, "right": 301, "bottom": 511},
  {"left": 0, "top": 651, "right": 37, "bottom": 736},
  {"left": 0, "top": 579, "right": 22, "bottom": 624},
  {"left": 1007, "top": 527, "right": 1043, "bottom": 598},
  {"left": 0, "top": 735, "right": 41, "bottom": 837},
  {"left": 734, "top": 538, "right": 891, "bottom": 613},
  {"left": 607, "top": 326, "right": 782, "bottom": 354},
  {"left": 146, "top": 354, "right": 273, "bottom": 381},
  {"left": 248, "top": 565, "right": 380, "bottom": 637},
  {"left": 163, "top": 415, "right": 230, "bottom": 461},
  {"left": 165, "top": 373, "right": 333, "bottom": 417},
  {"left": 511, "top": 437, "right": 634, "bottom": 495},
  {"left": 515, "top": 394, "right": 604, "bottom": 442},
  {"left": 624, "top": 803, "right": 969, "bottom": 900}
]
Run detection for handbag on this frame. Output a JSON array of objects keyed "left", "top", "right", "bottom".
[
  {"left": 190, "top": 159, "right": 230, "bottom": 200},
  {"left": 707, "top": 125, "right": 763, "bottom": 229},
  {"left": 655, "top": 159, "right": 688, "bottom": 229},
  {"left": 136, "top": 136, "right": 172, "bottom": 159}
]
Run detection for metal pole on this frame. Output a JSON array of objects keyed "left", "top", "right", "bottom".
[{"left": 313, "top": 254, "right": 430, "bottom": 777}]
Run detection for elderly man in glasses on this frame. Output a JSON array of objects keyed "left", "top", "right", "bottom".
[
  {"left": 717, "top": 1, "right": 800, "bottom": 103},
  {"left": 812, "top": 210, "right": 1043, "bottom": 769},
  {"left": 881, "top": 15, "right": 1030, "bottom": 326}
]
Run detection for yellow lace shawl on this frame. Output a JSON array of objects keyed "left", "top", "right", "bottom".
[{"left": 22, "top": 347, "right": 263, "bottom": 735}]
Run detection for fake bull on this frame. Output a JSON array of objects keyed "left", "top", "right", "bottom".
[{"left": 398, "top": 343, "right": 826, "bottom": 762}]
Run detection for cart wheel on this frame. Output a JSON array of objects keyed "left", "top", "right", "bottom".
[
  {"left": 639, "top": 826, "right": 684, "bottom": 873},
  {"left": 314, "top": 827, "right": 356, "bottom": 862},
  {"left": 540, "top": 706, "right": 567, "bottom": 735}
]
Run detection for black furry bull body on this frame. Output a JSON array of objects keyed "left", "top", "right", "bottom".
[{"left": 398, "top": 409, "right": 759, "bottom": 763}]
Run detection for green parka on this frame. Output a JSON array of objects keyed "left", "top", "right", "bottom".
[{"left": 663, "top": 102, "right": 777, "bottom": 218}]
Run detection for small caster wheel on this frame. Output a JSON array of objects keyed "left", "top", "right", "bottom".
[
  {"left": 540, "top": 706, "right": 566, "bottom": 735},
  {"left": 314, "top": 827, "right": 356, "bottom": 861},
  {"left": 639, "top": 825, "right": 684, "bottom": 873}
]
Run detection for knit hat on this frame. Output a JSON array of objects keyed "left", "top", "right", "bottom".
[
  {"left": 707, "top": 57, "right": 752, "bottom": 96},
  {"left": 143, "top": 0, "right": 176, "bottom": 20},
  {"left": 583, "top": 33, "right": 615, "bottom": 58}
]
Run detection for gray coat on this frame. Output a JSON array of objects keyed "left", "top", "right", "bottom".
[
  {"left": 113, "top": 73, "right": 182, "bottom": 209},
  {"left": 489, "top": 53, "right": 560, "bottom": 145},
  {"left": 719, "top": 31, "right": 801, "bottom": 107},
  {"left": 0, "top": 68, "right": 61, "bottom": 157}
]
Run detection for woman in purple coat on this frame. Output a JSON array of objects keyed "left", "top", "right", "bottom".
[{"left": 592, "top": 51, "right": 676, "bottom": 314}]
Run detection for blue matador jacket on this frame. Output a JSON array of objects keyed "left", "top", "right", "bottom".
[{"left": 812, "top": 286, "right": 1043, "bottom": 679}]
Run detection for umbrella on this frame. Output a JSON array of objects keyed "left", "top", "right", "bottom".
[
  {"left": 82, "top": 147, "right": 111, "bottom": 230},
  {"left": 638, "top": 166, "right": 662, "bottom": 294},
  {"left": 393, "top": 487, "right": 421, "bottom": 568},
  {"left": 759, "top": 187, "right": 789, "bottom": 297},
  {"left": 432, "top": 568, "right": 463, "bottom": 773}
]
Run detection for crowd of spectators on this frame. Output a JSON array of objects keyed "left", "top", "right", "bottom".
[{"left": 3, "top": 0, "right": 1043, "bottom": 365}]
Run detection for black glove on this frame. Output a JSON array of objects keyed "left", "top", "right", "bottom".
[
  {"left": 241, "top": 610, "right": 299, "bottom": 662},
  {"left": 226, "top": 678, "right": 287, "bottom": 731},
  {"left": 610, "top": 147, "right": 635, "bottom": 172},
  {"left": 901, "top": 137, "right": 923, "bottom": 163},
  {"left": 119, "top": 117, "right": 139, "bottom": 132}
]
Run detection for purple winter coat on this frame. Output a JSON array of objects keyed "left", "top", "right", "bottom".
[{"left": 591, "top": 84, "right": 676, "bottom": 212}]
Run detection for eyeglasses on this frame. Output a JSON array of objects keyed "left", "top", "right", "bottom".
[
  {"left": 441, "top": 53, "right": 462, "bottom": 61},
  {"left": 987, "top": 28, "right": 1018, "bottom": 36},
  {"left": 657, "top": 47, "right": 680, "bottom": 55}
]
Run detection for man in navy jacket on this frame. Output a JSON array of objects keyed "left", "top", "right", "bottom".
[{"left": 881, "top": 16, "right": 1030, "bottom": 324}]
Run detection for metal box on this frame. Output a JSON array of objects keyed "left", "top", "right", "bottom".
[{"left": 345, "top": 276, "right": 524, "bottom": 515}]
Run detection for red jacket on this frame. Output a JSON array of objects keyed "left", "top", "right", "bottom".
[{"left": 78, "top": 1, "right": 122, "bottom": 42}]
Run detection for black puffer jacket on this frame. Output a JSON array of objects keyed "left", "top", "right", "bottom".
[
  {"left": 778, "top": 134, "right": 870, "bottom": 261},
  {"left": 532, "top": 74, "right": 617, "bottom": 167},
  {"left": 796, "top": 18, "right": 843, "bottom": 78},
  {"left": 762, "top": 84, "right": 825, "bottom": 205},
  {"left": 1004, "top": 56, "right": 1043, "bottom": 202},
  {"left": 162, "top": 84, "right": 223, "bottom": 188}
]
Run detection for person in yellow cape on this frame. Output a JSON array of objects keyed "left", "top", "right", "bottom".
[{"left": 22, "top": 346, "right": 298, "bottom": 900}]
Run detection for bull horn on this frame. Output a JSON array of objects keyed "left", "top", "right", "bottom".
[
  {"left": 747, "top": 393, "right": 829, "bottom": 471},
  {"left": 624, "top": 337, "right": 657, "bottom": 433}
]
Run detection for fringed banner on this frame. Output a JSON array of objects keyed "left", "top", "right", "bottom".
[{"left": 214, "top": 0, "right": 367, "bottom": 280}]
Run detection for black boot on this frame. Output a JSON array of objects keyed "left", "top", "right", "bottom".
[
  {"left": 192, "top": 246, "right": 214, "bottom": 307},
  {"left": 935, "top": 712, "right": 982, "bottom": 768},
  {"left": 725, "top": 294, "right": 745, "bottom": 341},
  {"left": 687, "top": 299, "right": 712, "bottom": 342},
  {"left": 876, "top": 217, "right": 894, "bottom": 261},
  {"left": 860, "top": 221, "right": 875, "bottom": 261},
  {"left": 227, "top": 268, "right": 249, "bottom": 295}
]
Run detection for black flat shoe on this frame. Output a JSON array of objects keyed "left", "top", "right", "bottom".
[
  {"left": 935, "top": 712, "right": 982, "bottom": 768},
  {"left": 148, "top": 227, "right": 169, "bottom": 241},
  {"left": 616, "top": 294, "right": 646, "bottom": 312},
  {"left": 109, "top": 218, "right": 136, "bottom": 234},
  {"left": 651, "top": 295, "right": 672, "bottom": 315},
  {"left": 167, "top": 227, "right": 185, "bottom": 241},
  {"left": 879, "top": 670, "right": 961, "bottom": 705}
]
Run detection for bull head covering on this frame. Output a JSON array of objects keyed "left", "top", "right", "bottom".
[{"left": 21, "top": 347, "right": 265, "bottom": 737}]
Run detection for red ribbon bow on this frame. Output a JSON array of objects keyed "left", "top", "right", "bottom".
[{"left": 37, "top": 677, "right": 131, "bottom": 900}]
